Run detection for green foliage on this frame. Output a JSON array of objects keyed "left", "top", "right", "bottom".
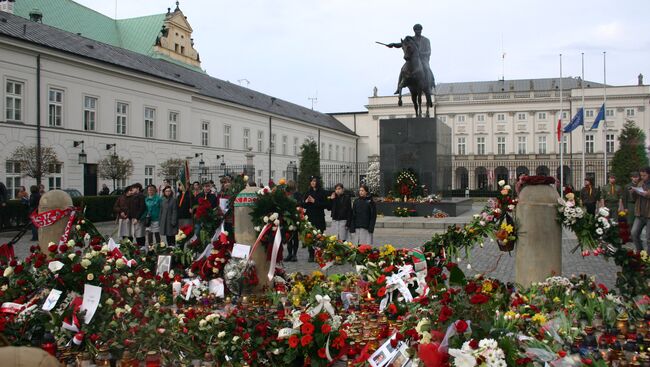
[
  {"left": 72, "top": 196, "right": 118, "bottom": 222},
  {"left": 611, "top": 120, "right": 649, "bottom": 185},
  {"left": 297, "top": 140, "right": 320, "bottom": 193}
]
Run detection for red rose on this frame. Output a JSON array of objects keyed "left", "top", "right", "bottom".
[
  {"left": 58, "top": 245, "right": 68, "bottom": 253},
  {"left": 469, "top": 339, "right": 479, "bottom": 349},
  {"left": 438, "top": 306, "right": 453, "bottom": 322},
  {"left": 321, "top": 323, "right": 331, "bottom": 334},
  {"left": 318, "top": 347, "right": 327, "bottom": 359},
  {"left": 558, "top": 350, "right": 567, "bottom": 358},
  {"left": 14, "top": 264, "right": 23, "bottom": 274},
  {"left": 288, "top": 334, "right": 299, "bottom": 348},
  {"left": 301, "top": 322, "right": 315, "bottom": 335},
  {"left": 71, "top": 263, "right": 82, "bottom": 273},
  {"left": 300, "top": 334, "right": 313, "bottom": 347},
  {"left": 454, "top": 320, "right": 468, "bottom": 333},
  {"left": 469, "top": 293, "right": 490, "bottom": 304},
  {"left": 299, "top": 313, "right": 311, "bottom": 323},
  {"left": 388, "top": 304, "right": 398, "bottom": 314},
  {"left": 318, "top": 313, "right": 329, "bottom": 322},
  {"left": 376, "top": 287, "right": 387, "bottom": 298},
  {"left": 464, "top": 282, "right": 478, "bottom": 294},
  {"left": 47, "top": 244, "right": 58, "bottom": 253},
  {"left": 376, "top": 274, "right": 386, "bottom": 284}
]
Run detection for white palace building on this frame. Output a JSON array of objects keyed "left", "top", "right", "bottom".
[
  {"left": 1, "top": 0, "right": 649, "bottom": 198},
  {"left": 0, "top": 0, "right": 358, "bottom": 197}
]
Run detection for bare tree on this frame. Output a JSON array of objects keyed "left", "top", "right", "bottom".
[
  {"left": 11, "top": 145, "right": 60, "bottom": 181},
  {"left": 158, "top": 158, "right": 184, "bottom": 182},
  {"left": 98, "top": 155, "right": 134, "bottom": 190}
]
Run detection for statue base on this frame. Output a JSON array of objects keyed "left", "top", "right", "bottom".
[{"left": 379, "top": 118, "right": 451, "bottom": 196}]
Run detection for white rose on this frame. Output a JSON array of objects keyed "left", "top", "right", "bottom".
[
  {"left": 232, "top": 336, "right": 240, "bottom": 343},
  {"left": 3, "top": 267, "right": 13, "bottom": 277},
  {"left": 67, "top": 240, "right": 75, "bottom": 247},
  {"left": 598, "top": 207, "right": 610, "bottom": 217},
  {"left": 263, "top": 216, "right": 269, "bottom": 223},
  {"left": 199, "top": 320, "right": 207, "bottom": 328},
  {"left": 115, "top": 258, "right": 126, "bottom": 268},
  {"left": 75, "top": 225, "right": 81, "bottom": 231},
  {"left": 498, "top": 180, "right": 505, "bottom": 186},
  {"left": 274, "top": 219, "right": 280, "bottom": 226},
  {"left": 80, "top": 259, "right": 92, "bottom": 269},
  {"left": 68, "top": 253, "right": 76, "bottom": 260},
  {"left": 103, "top": 265, "right": 111, "bottom": 273},
  {"left": 106, "top": 298, "right": 114, "bottom": 306},
  {"left": 243, "top": 175, "right": 249, "bottom": 182},
  {"left": 503, "top": 185, "right": 511, "bottom": 191},
  {"left": 218, "top": 331, "right": 226, "bottom": 338}
]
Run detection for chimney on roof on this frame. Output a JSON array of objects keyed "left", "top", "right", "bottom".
[
  {"left": 0, "top": 0, "right": 15, "bottom": 14},
  {"left": 639, "top": 73, "right": 644, "bottom": 86},
  {"left": 29, "top": 9, "right": 43, "bottom": 23}
]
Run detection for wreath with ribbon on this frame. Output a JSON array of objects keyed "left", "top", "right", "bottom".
[{"left": 394, "top": 168, "right": 420, "bottom": 199}]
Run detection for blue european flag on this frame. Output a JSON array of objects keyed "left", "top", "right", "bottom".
[
  {"left": 589, "top": 104, "right": 605, "bottom": 130},
  {"left": 563, "top": 108, "right": 584, "bottom": 133}
]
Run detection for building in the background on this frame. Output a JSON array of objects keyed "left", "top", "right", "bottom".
[
  {"left": 0, "top": 1, "right": 357, "bottom": 198},
  {"left": 333, "top": 77, "right": 650, "bottom": 191}
]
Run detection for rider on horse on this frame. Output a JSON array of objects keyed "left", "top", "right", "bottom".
[{"left": 386, "top": 24, "right": 435, "bottom": 94}]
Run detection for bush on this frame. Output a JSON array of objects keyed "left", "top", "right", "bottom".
[{"left": 73, "top": 196, "right": 118, "bottom": 222}]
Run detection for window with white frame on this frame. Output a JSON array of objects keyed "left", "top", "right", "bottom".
[
  {"left": 224, "top": 124, "right": 231, "bottom": 149},
  {"left": 585, "top": 134, "right": 594, "bottom": 154},
  {"left": 168, "top": 111, "right": 179, "bottom": 140},
  {"left": 5, "top": 80, "right": 24, "bottom": 121},
  {"left": 82, "top": 96, "right": 97, "bottom": 131},
  {"left": 605, "top": 109, "right": 614, "bottom": 118},
  {"left": 626, "top": 108, "right": 636, "bottom": 117},
  {"left": 335, "top": 145, "right": 340, "bottom": 160},
  {"left": 243, "top": 128, "right": 250, "bottom": 150},
  {"left": 282, "top": 135, "right": 288, "bottom": 155},
  {"left": 47, "top": 163, "right": 62, "bottom": 190},
  {"left": 321, "top": 143, "right": 325, "bottom": 159},
  {"left": 257, "top": 130, "right": 264, "bottom": 152},
  {"left": 585, "top": 109, "right": 594, "bottom": 118},
  {"left": 48, "top": 88, "right": 63, "bottom": 126},
  {"left": 201, "top": 121, "right": 209, "bottom": 147},
  {"left": 537, "top": 112, "right": 547, "bottom": 120},
  {"left": 476, "top": 137, "right": 486, "bottom": 155},
  {"left": 144, "top": 107, "right": 155, "bottom": 138},
  {"left": 517, "top": 136, "right": 527, "bottom": 154},
  {"left": 562, "top": 112, "right": 568, "bottom": 119},
  {"left": 497, "top": 136, "right": 506, "bottom": 155},
  {"left": 116, "top": 102, "right": 128, "bottom": 135},
  {"left": 457, "top": 115, "right": 466, "bottom": 123},
  {"left": 293, "top": 137, "right": 298, "bottom": 155},
  {"left": 116, "top": 178, "right": 127, "bottom": 189},
  {"left": 5, "top": 161, "right": 21, "bottom": 199},
  {"left": 144, "top": 165, "right": 155, "bottom": 186},
  {"left": 342, "top": 146, "right": 346, "bottom": 161},
  {"left": 270, "top": 133, "right": 276, "bottom": 154},
  {"left": 457, "top": 137, "right": 466, "bottom": 155},
  {"left": 606, "top": 133, "right": 615, "bottom": 153},
  {"left": 517, "top": 112, "right": 527, "bottom": 120},
  {"left": 476, "top": 114, "right": 485, "bottom": 122},
  {"left": 537, "top": 136, "right": 547, "bottom": 154},
  {"left": 328, "top": 144, "right": 332, "bottom": 160},
  {"left": 496, "top": 113, "right": 506, "bottom": 122}
]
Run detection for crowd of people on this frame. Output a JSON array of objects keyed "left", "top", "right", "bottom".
[{"left": 0, "top": 183, "right": 46, "bottom": 241}]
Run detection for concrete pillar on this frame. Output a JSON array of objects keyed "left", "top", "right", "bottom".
[
  {"left": 38, "top": 190, "right": 73, "bottom": 256},
  {"left": 234, "top": 185, "right": 270, "bottom": 292},
  {"left": 515, "top": 184, "right": 562, "bottom": 286}
]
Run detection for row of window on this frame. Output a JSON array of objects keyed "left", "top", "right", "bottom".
[
  {"left": 4, "top": 161, "right": 62, "bottom": 199},
  {"left": 457, "top": 134, "right": 615, "bottom": 155},
  {"left": 440, "top": 108, "right": 635, "bottom": 124},
  {"left": 319, "top": 142, "right": 355, "bottom": 162}
]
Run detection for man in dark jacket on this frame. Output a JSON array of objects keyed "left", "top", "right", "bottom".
[
  {"left": 350, "top": 184, "right": 377, "bottom": 245},
  {"left": 127, "top": 184, "right": 147, "bottom": 246},
  {"left": 303, "top": 176, "right": 328, "bottom": 262},
  {"left": 329, "top": 183, "right": 352, "bottom": 241}
]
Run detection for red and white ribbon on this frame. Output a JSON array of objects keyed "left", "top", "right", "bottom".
[
  {"left": 267, "top": 226, "right": 282, "bottom": 282},
  {"left": 58, "top": 210, "right": 77, "bottom": 247},
  {"left": 30, "top": 207, "right": 74, "bottom": 228}
]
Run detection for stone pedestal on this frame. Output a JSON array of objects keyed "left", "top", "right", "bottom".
[
  {"left": 38, "top": 190, "right": 73, "bottom": 255},
  {"left": 515, "top": 185, "right": 562, "bottom": 286},
  {"left": 234, "top": 186, "right": 270, "bottom": 292},
  {"left": 379, "top": 118, "right": 451, "bottom": 196}
]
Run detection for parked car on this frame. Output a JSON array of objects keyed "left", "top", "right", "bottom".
[{"left": 63, "top": 188, "right": 83, "bottom": 198}]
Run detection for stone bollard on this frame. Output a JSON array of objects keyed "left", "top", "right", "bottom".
[
  {"left": 515, "top": 184, "right": 562, "bottom": 286},
  {"left": 38, "top": 190, "right": 73, "bottom": 256},
  {"left": 234, "top": 185, "right": 270, "bottom": 292}
]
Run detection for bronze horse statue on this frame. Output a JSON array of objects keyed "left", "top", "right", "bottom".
[{"left": 396, "top": 36, "right": 434, "bottom": 118}]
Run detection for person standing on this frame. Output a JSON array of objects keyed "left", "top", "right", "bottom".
[
  {"left": 177, "top": 182, "right": 193, "bottom": 227},
  {"left": 17, "top": 186, "right": 29, "bottom": 225},
  {"left": 624, "top": 171, "right": 640, "bottom": 217},
  {"left": 113, "top": 186, "right": 132, "bottom": 240},
  {"left": 198, "top": 181, "right": 218, "bottom": 208},
  {"left": 28, "top": 185, "right": 41, "bottom": 241},
  {"left": 217, "top": 176, "right": 234, "bottom": 239},
  {"left": 159, "top": 185, "right": 178, "bottom": 246},
  {"left": 349, "top": 184, "right": 377, "bottom": 245},
  {"left": 98, "top": 184, "right": 110, "bottom": 196},
  {"left": 128, "top": 183, "right": 147, "bottom": 247},
  {"left": 600, "top": 173, "right": 623, "bottom": 219},
  {"left": 284, "top": 180, "right": 301, "bottom": 262},
  {"left": 329, "top": 183, "right": 351, "bottom": 241},
  {"left": 630, "top": 167, "right": 650, "bottom": 252},
  {"left": 303, "top": 176, "right": 328, "bottom": 262},
  {"left": 144, "top": 185, "right": 162, "bottom": 246},
  {"left": 579, "top": 177, "right": 599, "bottom": 216}
]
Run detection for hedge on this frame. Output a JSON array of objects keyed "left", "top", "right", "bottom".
[{"left": 1, "top": 196, "right": 117, "bottom": 231}]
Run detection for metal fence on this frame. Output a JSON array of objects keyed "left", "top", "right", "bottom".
[
  {"left": 190, "top": 164, "right": 255, "bottom": 183},
  {"left": 317, "top": 162, "right": 370, "bottom": 191}
]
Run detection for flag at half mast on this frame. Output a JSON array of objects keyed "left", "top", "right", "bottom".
[
  {"left": 589, "top": 104, "right": 605, "bottom": 130},
  {"left": 563, "top": 108, "right": 584, "bottom": 133}
]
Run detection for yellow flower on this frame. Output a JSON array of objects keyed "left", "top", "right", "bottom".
[
  {"left": 500, "top": 222, "right": 513, "bottom": 234},
  {"left": 531, "top": 313, "right": 547, "bottom": 325},
  {"left": 504, "top": 310, "right": 517, "bottom": 320},
  {"left": 311, "top": 270, "right": 324, "bottom": 278},
  {"left": 553, "top": 297, "right": 561, "bottom": 303},
  {"left": 481, "top": 280, "right": 493, "bottom": 293}
]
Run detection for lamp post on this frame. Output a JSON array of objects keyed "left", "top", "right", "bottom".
[
  {"left": 73, "top": 140, "right": 87, "bottom": 164},
  {"left": 194, "top": 153, "right": 205, "bottom": 182}
]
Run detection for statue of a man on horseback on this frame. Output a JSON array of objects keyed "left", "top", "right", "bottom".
[{"left": 381, "top": 24, "right": 436, "bottom": 117}]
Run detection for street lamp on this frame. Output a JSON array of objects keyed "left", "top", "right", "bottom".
[
  {"left": 195, "top": 153, "right": 205, "bottom": 169},
  {"left": 73, "top": 140, "right": 87, "bottom": 164},
  {"left": 106, "top": 143, "right": 117, "bottom": 156}
]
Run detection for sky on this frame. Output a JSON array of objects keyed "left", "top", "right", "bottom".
[{"left": 74, "top": 0, "right": 650, "bottom": 113}]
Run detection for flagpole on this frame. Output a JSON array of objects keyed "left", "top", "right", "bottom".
[
  {"left": 581, "top": 52, "right": 586, "bottom": 185},
  {"left": 559, "top": 54, "right": 564, "bottom": 196},
  {"left": 603, "top": 51, "right": 607, "bottom": 179}
]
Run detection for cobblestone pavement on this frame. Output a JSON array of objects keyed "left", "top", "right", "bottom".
[{"left": 3, "top": 208, "right": 628, "bottom": 290}]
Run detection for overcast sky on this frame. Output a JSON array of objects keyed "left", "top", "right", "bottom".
[{"left": 75, "top": 0, "right": 650, "bottom": 113}]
